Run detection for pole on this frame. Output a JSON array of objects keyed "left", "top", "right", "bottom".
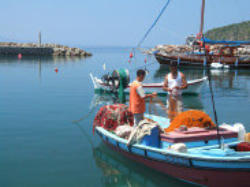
[
  {"left": 200, "top": 0, "right": 206, "bottom": 34},
  {"left": 38, "top": 31, "right": 41, "bottom": 47}
]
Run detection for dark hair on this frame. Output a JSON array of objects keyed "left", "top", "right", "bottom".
[
  {"left": 170, "top": 60, "right": 178, "bottom": 67},
  {"left": 136, "top": 69, "right": 146, "bottom": 77}
]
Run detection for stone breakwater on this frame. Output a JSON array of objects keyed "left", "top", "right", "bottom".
[
  {"left": 146, "top": 44, "right": 250, "bottom": 56},
  {"left": 0, "top": 42, "right": 92, "bottom": 57}
]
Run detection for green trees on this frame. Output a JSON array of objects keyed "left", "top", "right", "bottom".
[{"left": 205, "top": 21, "right": 250, "bottom": 41}]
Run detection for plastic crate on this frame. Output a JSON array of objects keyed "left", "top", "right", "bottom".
[{"left": 141, "top": 126, "right": 160, "bottom": 148}]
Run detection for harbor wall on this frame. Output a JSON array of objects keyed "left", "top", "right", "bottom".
[{"left": 0, "top": 42, "right": 92, "bottom": 57}]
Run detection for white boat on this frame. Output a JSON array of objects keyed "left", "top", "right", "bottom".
[{"left": 90, "top": 73, "right": 207, "bottom": 95}]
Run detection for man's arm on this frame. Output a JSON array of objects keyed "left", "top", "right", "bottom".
[
  {"left": 177, "top": 73, "right": 188, "bottom": 90},
  {"left": 137, "top": 86, "right": 156, "bottom": 99},
  {"left": 163, "top": 75, "right": 171, "bottom": 92}
]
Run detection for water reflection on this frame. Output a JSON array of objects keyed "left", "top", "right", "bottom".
[
  {"left": 90, "top": 93, "right": 203, "bottom": 116},
  {"left": 0, "top": 55, "right": 89, "bottom": 64},
  {"left": 93, "top": 143, "right": 195, "bottom": 187}
]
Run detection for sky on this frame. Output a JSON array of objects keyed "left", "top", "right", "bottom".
[{"left": 0, "top": 0, "right": 249, "bottom": 47}]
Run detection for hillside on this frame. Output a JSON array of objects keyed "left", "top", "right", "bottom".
[{"left": 205, "top": 21, "right": 250, "bottom": 41}]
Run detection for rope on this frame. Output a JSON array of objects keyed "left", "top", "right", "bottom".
[
  {"left": 203, "top": 37, "right": 221, "bottom": 147},
  {"left": 136, "top": 0, "right": 171, "bottom": 48},
  {"left": 129, "top": 61, "right": 157, "bottom": 73},
  {"left": 72, "top": 106, "right": 97, "bottom": 123}
]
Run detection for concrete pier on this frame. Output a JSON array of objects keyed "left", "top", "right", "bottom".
[{"left": 0, "top": 42, "right": 92, "bottom": 57}]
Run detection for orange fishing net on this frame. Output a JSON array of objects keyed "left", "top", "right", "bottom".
[{"left": 165, "top": 110, "right": 216, "bottom": 133}]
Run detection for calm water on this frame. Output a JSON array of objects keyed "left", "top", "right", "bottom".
[{"left": 1, "top": 48, "right": 250, "bottom": 187}]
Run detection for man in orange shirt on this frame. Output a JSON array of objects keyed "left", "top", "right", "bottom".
[{"left": 129, "top": 69, "right": 157, "bottom": 126}]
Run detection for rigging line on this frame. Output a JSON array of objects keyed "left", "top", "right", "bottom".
[
  {"left": 129, "top": 61, "right": 157, "bottom": 73},
  {"left": 72, "top": 106, "right": 97, "bottom": 124},
  {"left": 203, "top": 38, "right": 221, "bottom": 147},
  {"left": 136, "top": 0, "right": 171, "bottom": 48}
]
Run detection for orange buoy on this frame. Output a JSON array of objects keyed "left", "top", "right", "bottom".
[{"left": 54, "top": 68, "right": 59, "bottom": 73}]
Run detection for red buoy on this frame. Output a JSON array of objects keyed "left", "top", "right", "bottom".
[
  {"left": 129, "top": 52, "right": 133, "bottom": 58},
  {"left": 144, "top": 57, "right": 147, "bottom": 63},
  {"left": 54, "top": 68, "right": 59, "bottom": 73},
  {"left": 18, "top": 53, "right": 22, "bottom": 59}
]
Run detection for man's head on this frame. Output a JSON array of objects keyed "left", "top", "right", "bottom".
[
  {"left": 169, "top": 61, "right": 178, "bottom": 74},
  {"left": 136, "top": 69, "right": 146, "bottom": 82}
]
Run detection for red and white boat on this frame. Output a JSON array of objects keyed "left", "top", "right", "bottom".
[{"left": 90, "top": 73, "right": 207, "bottom": 95}]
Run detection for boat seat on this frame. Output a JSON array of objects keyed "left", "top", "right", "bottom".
[{"left": 160, "top": 127, "right": 238, "bottom": 148}]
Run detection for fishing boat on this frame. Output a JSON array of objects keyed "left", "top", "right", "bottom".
[
  {"left": 154, "top": 0, "right": 250, "bottom": 68},
  {"left": 95, "top": 113, "right": 250, "bottom": 186},
  {"left": 155, "top": 42, "right": 250, "bottom": 68},
  {"left": 90, "top": 73, "right": 207, "bottom": 95}
]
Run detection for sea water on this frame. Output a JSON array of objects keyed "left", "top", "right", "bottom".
[{"left": 1, "top": 47, "right": 250, "bottom": 187}]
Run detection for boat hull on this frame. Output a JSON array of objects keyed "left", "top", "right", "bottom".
[
  {"left": 155, "top": 54, "right": 250, "bottom": 69},
  {"left": 103, "top": 139, "right": 250, "bottom": 187},
  {"left": 95, "top": 126, "right": 250, "bottom": 187}
]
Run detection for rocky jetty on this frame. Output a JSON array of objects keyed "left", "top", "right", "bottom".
[
  {"left": 147, "top": 44, "right": 250, "bottom": 56},
  {"left": 0, "top": 42, "right": 92, "bottom": 57}
]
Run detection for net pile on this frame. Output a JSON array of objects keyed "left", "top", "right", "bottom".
[
  {"left": 165, "top": 110, "right": 216, "bottom": 133},
  {"left": 93, "top": 104, "right": 134, "bottom": 133}
]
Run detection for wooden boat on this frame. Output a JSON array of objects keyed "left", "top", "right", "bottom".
[
  {"left": 90, "top": 73, "right": 207, "bottom": 95},
  {"left": 154, "top": 0, "right": 250, "bottom": 69},
  {"left": 155, "top": 46, "right": 250, "bottom": 69},
  {"left": 95, "top": 114, "right": 250, "bottom": 186}
]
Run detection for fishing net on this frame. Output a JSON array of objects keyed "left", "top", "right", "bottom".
[
  {"left": 93, "top": 104, "right": 134, "bottom": 134},
  {"left": 165, "top": 110, "right": 216, "bottom": 132}
]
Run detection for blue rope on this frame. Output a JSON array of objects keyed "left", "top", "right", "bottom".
[{"left": 137, "top": 0, "right": 171, "bottom": 48}]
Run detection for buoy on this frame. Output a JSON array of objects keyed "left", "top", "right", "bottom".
[
  {"left": 144, "top": 57, "right": 147, "bottom": 63},
  {"left": 18, "top": 53, "right": 22, "bottom": 59},
  {"left": 54, "top": 68, "right": 59, "bottom": 73},
  {"left": 128, "top": 59, "right": 131, "bottom": 63},
  {"left": 129, "top": 52, "right": 133, "bottom": 58}
]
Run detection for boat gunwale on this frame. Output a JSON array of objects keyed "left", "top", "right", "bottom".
[{"left": 95, "top": 126, "right": 250, "bottom": 163}]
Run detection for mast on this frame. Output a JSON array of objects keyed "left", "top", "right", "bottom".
[{"left": 200, "top": 0, "right": 205, "bottom": 35}]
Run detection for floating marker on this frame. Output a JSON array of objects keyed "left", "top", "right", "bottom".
[
  {"left": 18, "top": 53, "right": 22, "bottom": 59},
  {"left": 54, "top": 68, "right": 59, "bottom": 73},
  {"left": 129, "top": 52, "right": 133, "bottom": 58},
  {"left": 103, "top": 63, "right": 106, "bottom": 71},
  {"left": 144, "top": 57, "right": 147, "bottom": 63},
  {"left": 128, "top": 59, "right": 131, "bottom": 63}
]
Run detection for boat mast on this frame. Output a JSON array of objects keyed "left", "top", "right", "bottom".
[{"left": 200, "top": 0, "right": 205, "bottom": 35}]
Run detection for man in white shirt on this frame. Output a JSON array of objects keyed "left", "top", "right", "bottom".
[{"left": 163, "top": 61, "right": 188, "bottom": 121}]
